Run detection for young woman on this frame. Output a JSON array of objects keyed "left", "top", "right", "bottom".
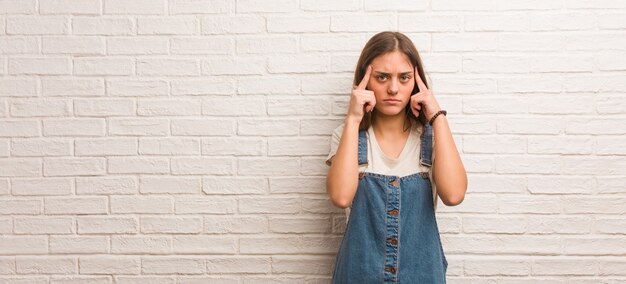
[{"left": 325, "top": 31, "right": 467, "bottom": 283}]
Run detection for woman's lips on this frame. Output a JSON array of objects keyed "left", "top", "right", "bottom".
[{"left": 384, "top": 99, "right": 401, "bottom": 105}]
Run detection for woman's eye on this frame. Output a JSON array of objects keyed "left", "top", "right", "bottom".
[
  {"left": 401, "top": 75, "right": 410, "bottom": 82},
  {"left": 377, "top": 75, "right": 387, "bottom": 81}
]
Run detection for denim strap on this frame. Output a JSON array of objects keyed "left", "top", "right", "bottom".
[
  {"left": 357, "top": 129, "right": 368, "bottom": 166},
  {"left": 420, "top": 123, "right": 433, "bottom": 167}
]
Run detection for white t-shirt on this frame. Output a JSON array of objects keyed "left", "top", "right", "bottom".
[{"left": 325, "top": 122, "right": 438, "bottom": 223}]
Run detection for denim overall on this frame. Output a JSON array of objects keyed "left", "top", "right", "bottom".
[{"left": 331, "top": 123, "right": 448, "bottom": 284}]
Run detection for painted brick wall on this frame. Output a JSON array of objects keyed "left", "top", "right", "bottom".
[{"left": 1, "top": 0, "right": 625, "bottom": 283}]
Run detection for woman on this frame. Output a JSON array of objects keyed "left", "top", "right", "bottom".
[{"left": 325, "top": 31, "right": 467, "bottom": 283}]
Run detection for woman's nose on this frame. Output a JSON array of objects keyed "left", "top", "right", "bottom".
[{"left": 388, "top": 79, "right": 399, "bottom": 94}]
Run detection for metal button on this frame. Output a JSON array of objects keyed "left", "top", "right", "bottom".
[
  {"left": 388, "top": 209, "right": 399, "bottom": 216},
  {"left": 389, "top": 179, "right": 399, "bottom": 188},
  {"left": 359, "top": 172, "right": 365, "bottom": 180},
  {"left": 387, "top": 238, "right": 398, "bottom": 245},
  {"left": 421, "top": 172, "right": 429, "bottom": 179},
  {"left": 385, "top": 267, "right": 397, "bottom": 274}
]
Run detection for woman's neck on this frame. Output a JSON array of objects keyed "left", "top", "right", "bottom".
[{"left": 371, "top": 110, "right": 410, "bottom": 137}]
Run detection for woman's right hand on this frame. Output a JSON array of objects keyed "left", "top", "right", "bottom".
[{"left": 346, "top": 65, "right": 376, "bottom": 123}]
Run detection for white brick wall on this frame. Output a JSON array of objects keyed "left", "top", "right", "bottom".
[{"left": 0, "top": 0, "right": 625, "bottom": 282}]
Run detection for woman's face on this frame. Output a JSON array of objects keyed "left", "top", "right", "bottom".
[{"left": 366, "top": 51, "right": 414, "bottom": 117}]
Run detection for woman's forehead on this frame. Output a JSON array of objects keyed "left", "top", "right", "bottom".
[{"left": 371, "top": 51, "right": 413, "bottom": 72}]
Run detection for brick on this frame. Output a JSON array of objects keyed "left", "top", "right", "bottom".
[
  {"left": 74, "top": 57, "right": 134, "bottom": 75},
  {"left": 268, "top": 137, "right": 329, "bottom": 156},
  {"left": 77, "top": 216, "right": 138, "bottom": 234},
  {"left": 139, "top": 138, "right": 200, "bottom": 155},
  {"left": 202, "top": 96, "right": 265, "bottom": 116},
  {"left": 45, "top": 196, "right": 108, "bottom": 214},
  {"left": 238, "top": 119, "right": 299, "bottom": 136},
  {"left": 111, "top": 236, "right": 171, "bottom": 254},
  {"left": 238, "top": 197, "right": 300, "bottom": 214},
  {"left": 237, "top": 158, "right": 299, "bottom": 175},
  {"left": 170, "top": 0, "right": 232, "bottom": 14},
  {"left": 236, "top": 0, "right": 297, "bottom": 12},
  {"left": 79, "top": 256, "right": 140, "bottom": 274},
  {"left": 330, "top": 14, "right": 395, "bottom": 32},
  {"left": 170, "top": 157, "right": 233, "bottom": 175},
  {"left": 109, "top": 118, "right": 170, "bottom": 136},
  {"left": 108, "top": 157, "right": 169, "bottom": 174},
  {"left": 74, "top": 98, "right": 135, "bottom": 116},
  {"left": 204, "top": 215, "right": 267, "bottom": 234},
  {"left": 7, "top": 16, "right": 68, "bottom": 35},
  {"left": 106, "top": 79, "right": 168, "bottom": 97},
  {"left": 267, "top": 54, "right": 329, "bottom": 73},
  {"left": 76, "top": 176, "right": 137, "bottom": 195},
  {"left": 399, "top": 15, "right": 461, "bottom": 32},
  {"left": 16, "top": 256, "right": 76, "bottom": 274},
  {"left": 171, "top": 78, "right": 235, "bottom": 96},
  {"left": 0, "top": 36, "right": 39, "bottom": 54},
  {"left": 202, "top": 58, "right": 264, "bottom": 75},
  {"left": 202, "top": 137, "right": 263, "bottom": 156},
  {"left": 0, "top": 236, "right": 47, "bottom": 254},
  {"left": 40, "top": 0, "right": 101, "bottom": 14},
  {"left": 137, "top": 17, "right": 197, "bottom": 35},
  {"left": 171, "top": 119, "right": 234, "bottom": 136},
  {"left": 42, "top": 78, "right": 104, "bottom": 97},
  {"left": 49, "top": 235, "right": 109, "bottom": 254},
  {"left": 141, "top": 257, "right": 204, "bottom": 274},
  {"left": 72, "top": 17, "right": 134, "bottom": 35},
  {"left": 236, "top": 36, "right": 296, "bottom": 54},
  {"left": 305, "top": 34, "right": 366, "bottom": 52},
  {"left": 137, "top": 99, "right": 202, "bottom": 116},
  {"left": 11, "top": 178, "right": 73, "bottom": 195},
  {"left": 240, "top": 236, "right": 341, "bottom": 254},
  {"left": 43, "top": 118, "right": 106, "bottom": 137},
  {"left": 9, "top": 57, "right": 71, "bottom": 75},
  {"left": 171, "top": 36, "right": 232, "bottom": 54},
  {"left": 175, "top": 196, "right": 236, "bottom": 214},
  {"left": 42, "top": 36, "right": 105, "bottom": 55},
  {"left": 0, "top": 120, "right": 39, "bottom": 137},
  {"left": 137, "top": 59, "right": 199, "bottom": 76},
  {"left": 0, "top": 78, "right": 38, "bottom": 97},
  {"left": 202, "top": 177, "right": 268, "bottom": 195},
  {"left": 141, "top": 217, "right": 202, "bottom": 234},
  {"left": 14, "top": 217, "right": 73, "bottom": 234},
  {"left": 10, "top": 99, "right": 71, "bottom": 117},
  {"left": 107, "top": 37, "right": 168, "bottom": 55},
  {"left": 111, "top": 196, "right": 172, "bottom": 214},
  {"left": 105, "top": 0, "right": 166, "bottom": 14},
  {"left": 0, "top": 158, "right": 41, "bottom": 177},
  {"left": 139, "top": 176, "right": 201, "bottom": 194},
  {"left": 267, "top": 16, "right": 329, "bottom": 33},
  {"left": 11, "top": 138, "right": 71, "bottom": 157},
  {"left": 206, "top": 256, "right": 270, "bottom": 273},
  {"left": 202, "top": 15, "right": 264, "bottom": 34}
]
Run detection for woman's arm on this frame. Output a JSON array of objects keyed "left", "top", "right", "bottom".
[
  {"left": 326, "top": 65, "right": 375, "bottom": 209},
  {"left": 326, "top": 118, "right": 361, "bottom": 209},
  {"left": 410, "top": 67, "right": 467, "bottom": 206},
  {"left": 431, "top": 114, "right": 467, "bottom": 206}
]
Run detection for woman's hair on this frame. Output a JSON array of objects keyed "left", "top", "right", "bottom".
[{"left": 353, "top": 31, "right": 429, "bottom": 131}]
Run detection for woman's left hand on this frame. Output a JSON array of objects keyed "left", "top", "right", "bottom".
[{"left": 410, "top": 66, "right": 442, "bottom": 121}]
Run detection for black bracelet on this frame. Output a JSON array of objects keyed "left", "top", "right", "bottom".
[{"left": 429, "top": 110, "right": 447, "bottom": 125}]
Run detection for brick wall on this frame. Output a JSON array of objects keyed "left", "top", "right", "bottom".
[{"left": 1, "top": 0, "right": 625, "bottom": 283}]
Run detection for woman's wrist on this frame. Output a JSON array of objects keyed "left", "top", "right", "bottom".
[{"left": 428, "top": 110, "right": 447, "bottom": 125}]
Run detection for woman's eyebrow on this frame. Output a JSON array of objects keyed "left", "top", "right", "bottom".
[{"left": 373, "top": 71, "right": 413, "bottom": 75}]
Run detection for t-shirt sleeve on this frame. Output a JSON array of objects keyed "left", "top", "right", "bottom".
[{"left": 325, "top": 124, "right": 344, "bottom": 166}]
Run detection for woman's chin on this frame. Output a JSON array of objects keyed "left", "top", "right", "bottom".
[{"left": 374, "top": 107, "right": 406, "bottom": 117}]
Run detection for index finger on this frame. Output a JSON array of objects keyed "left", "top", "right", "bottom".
[
  {"left": 357, "top": 65, "right": 372, "bottom": 90},
  {"left": 414, "top": 66, "right": 428, "bottom": 91}
]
